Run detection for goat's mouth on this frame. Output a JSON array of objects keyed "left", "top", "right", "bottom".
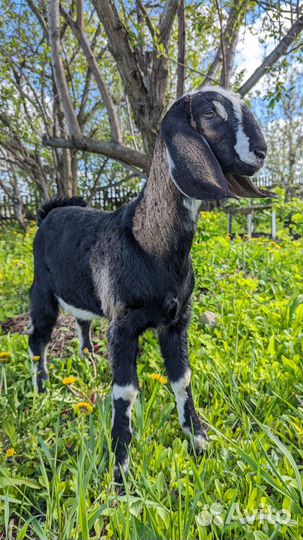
[
  {"left": 225, "top": 173, "right": 277, "bottom": 199},
  {"left": 234, "top": 157, "right": 263, "bottom": 176}
]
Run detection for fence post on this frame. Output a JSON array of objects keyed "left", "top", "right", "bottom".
[
  {"left": 228, "top": 212, "right": 233, "bottom": 236},
  {"left": 247, "top": 212, "right": 253, "bottom": 239},
  {"left": 271, "top": 209, "right": 276, "bottom": 240}
]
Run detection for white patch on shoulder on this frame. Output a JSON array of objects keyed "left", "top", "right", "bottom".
[
  {"left": 183, "top": 197, "right": 201, "bottom": 221},
  {"left": 91, "top": 264, "right": 124, "bottom": 320},
  {"left": 171, "top": 369, "right": 191, "bottom": 426},
  {"left": 213, "top": 100, "right": 228, "bottom": 121},
  {"left": 57, "top": 297, "right": 98, "bottom": 321}
]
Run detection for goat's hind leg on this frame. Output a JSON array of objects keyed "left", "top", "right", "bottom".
[
  {"left": 29, "top": 285, "right": 58, "bottom": 392},
  {"left": 76, "top": 319, "right": 93, "bottom": 353}
]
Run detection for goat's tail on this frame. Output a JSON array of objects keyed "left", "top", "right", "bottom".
[{"left": 37, "top": 196, "right": 87, "bottom": 226}]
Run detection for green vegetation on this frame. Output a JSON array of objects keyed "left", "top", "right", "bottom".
[{"left": 1, "top": 209, "right": 303, "bottom": 539}]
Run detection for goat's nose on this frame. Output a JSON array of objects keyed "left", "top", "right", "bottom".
[{"left": 254, "top": 147, "right": 266, "bottom": 160}]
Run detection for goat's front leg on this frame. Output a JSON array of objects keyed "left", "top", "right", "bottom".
[
  {"left": 108, "top": 319, "right": 139, "bottom": 483},
  {"left": 158, "top": 310, "right": 208, "bottom": 453}
]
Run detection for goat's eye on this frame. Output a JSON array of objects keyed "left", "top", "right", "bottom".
[{"left": 203, "top": 109, "right": 215, "bottom": 119}]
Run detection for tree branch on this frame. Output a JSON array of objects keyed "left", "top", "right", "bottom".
[
  {"left": 61, "top": 3, "right": 122, "bottom": 143},
  {"left": 92, "top": 0, "right": 148, "bottom": 110},
  {"left": 177, "top": 0, "right": 185, "bottom": 97},
  {"left": 220, "top": 0, "right": 245, "bottom": 87},
  {"left": 149, "top": 0, "right": 178, "bottom": 136},
  {"left": 48, "top": 0, "right": 82, "bottom": 139},
  {"left": 42, "top": 136, "right": 150, "bottom": 172},
  {"left": 25, "top": 0, "right": 49, "bottom": 42},
  {"left": 136, "top": 0, "right": 155, "bottom": 38},
  {"left": 199, "top": 0, "right": 245, "bottom": 89},
  {"left": 158, "top": 0, "right": 179, "bottom": 48},
  {"left": 239, "top": 11, "right": 303, "bottom": 96}
]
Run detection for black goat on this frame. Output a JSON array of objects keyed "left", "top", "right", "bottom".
[{"left": 29, "top": 87, "right": 272, "bottom": 482}]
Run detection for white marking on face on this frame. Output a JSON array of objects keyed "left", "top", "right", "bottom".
[
  {"left": 199, "top": 86, "right": 259, "bottom": 167},
  {"left": 234, "top": 125, "right": 257, "bottom": 165},
  {"left": 57, "top": 297, "right": 98, "bottom": 321},
  {"left": 198, "top": 85, "right": 241, "bottom": 115},
  {"left": 171, "top": 369, "right": 191, "bottom": 426},
  {"left": 213, "top": 100, "right": 228, "bottom": 121},
  {"left": 112, "top": 384, "right": 139, "bottom": 429}
]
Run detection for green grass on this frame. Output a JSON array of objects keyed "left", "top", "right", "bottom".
[{"left": 1, "top": 211, "right": 303, "bottom": 539}]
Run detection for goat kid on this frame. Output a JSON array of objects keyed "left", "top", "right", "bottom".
[{"left": 29, "top": 87, "right": 272, "bottom": 482}]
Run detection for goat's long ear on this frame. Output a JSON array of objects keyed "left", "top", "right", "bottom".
[
  {"left": 225, "top": 174, "right": 277, "bottom": 198},
  {"left": 160, "top": 98, "right": 235, "bottom": 200}
]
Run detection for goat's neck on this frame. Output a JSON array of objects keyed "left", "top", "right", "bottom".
[{"left": 133, "top": 137, "right": 201, "bottom": 260}]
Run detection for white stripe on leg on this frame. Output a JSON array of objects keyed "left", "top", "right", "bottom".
[
  {"left": 171, "top": 369, "right": 191, "bottom": 427},
  {"left": 112, "top": 384, "right": 138, "bottom": 429}
]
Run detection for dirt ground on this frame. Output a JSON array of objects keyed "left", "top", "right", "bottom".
[{"left": 0, "top": 313, "right": 78, "bottom": 357}]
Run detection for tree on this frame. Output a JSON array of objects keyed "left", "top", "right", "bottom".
[
  {"left": 43, "top": 0, "right": 303, "bottom": 168},
  {"left": 259, "top": 71, "right": 303, "bottom": 198},
  {"left": 1, "top": 0, "right": 303, "bottom": 207}
]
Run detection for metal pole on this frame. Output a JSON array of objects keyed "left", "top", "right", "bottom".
[
  {"left": 247, "top": 213, "right": 253, "bottom": 239},
  {"left": 228, "top": 212, "right": 233, "bottom": 237},
  {"left": 271, "top": 209, "right": 276, "bottom": 240}
]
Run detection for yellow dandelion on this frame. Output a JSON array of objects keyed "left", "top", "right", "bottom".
[
  {"left": 0, "top": 352, "right": 12, "bottom": 364},
  {"left": 82, "top": 347, "right": 90, "bottom": 354},
  {"left": 0, "top": 272, "right": 4, "bottom": 280},
  {"left": 5, "top": 448, "right": 15, "bottom": 459},
  {"left": 32, "top": 355, "right": 40, "bottom": 363},
  {"left": 74, "top": 401, "right": 93, "bottom": 414},
  {"left": 150, "top": 373, "right": 168, "bottom": 384},
  {"left": 62, "top": 376, "right": 77, "bottom": 385}
]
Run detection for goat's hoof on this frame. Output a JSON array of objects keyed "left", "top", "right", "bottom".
[
  {"left": 114, "top": 458, "right": 129, "bottom": 486},
  {"left": 193, "top": 430, "right": 209, "bottom": 454},
  {"left": 37, "top": 380, "right": 48, "bottom": 393},
  {"left": 36, "top": 372, "right": 49, "bottom": 394},
  {"left": 184, "top": 426, "right": 209, "bottom": 455}
]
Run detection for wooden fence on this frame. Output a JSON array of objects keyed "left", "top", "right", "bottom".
[
  {"left": 0, "top": 185, "right": 139, "bottom": 221},
  {"left": 1, "top": 175, "right": 303, "bottom": 224}
]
